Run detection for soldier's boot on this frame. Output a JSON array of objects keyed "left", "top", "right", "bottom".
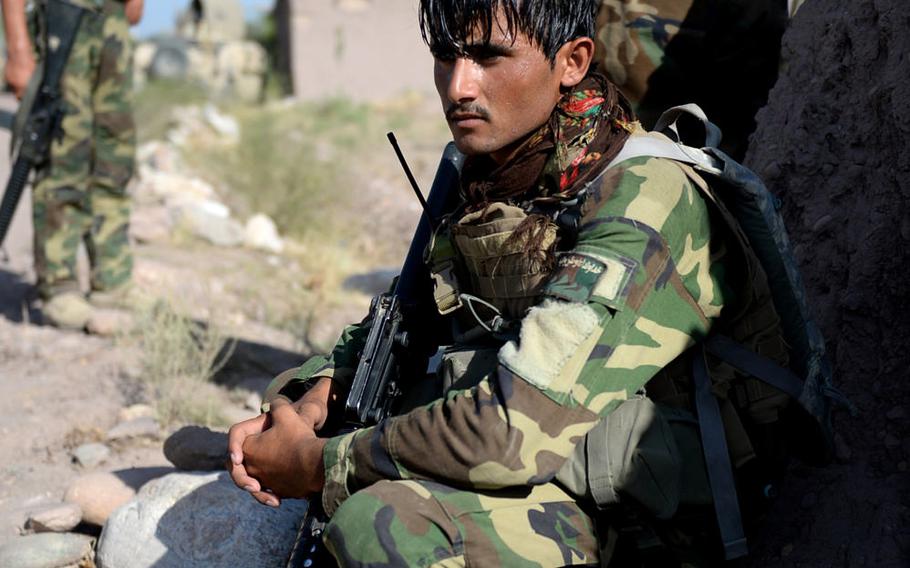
[
  {"left": 88, "top": 282, "right": 150, "bottom": 311},
  {"left": 43, "top": 291, "right": 94, "bottom": 331}
]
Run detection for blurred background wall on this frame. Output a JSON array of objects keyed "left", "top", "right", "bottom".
[{"left": 274, "top": 0, "right": 436, "bottom": 101}]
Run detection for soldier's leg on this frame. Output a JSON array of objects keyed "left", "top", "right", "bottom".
[
  {"left": 87, "top": 1, "right": 135, "bottom": 292},
  {"left": 32, "top": 11, "right": 101, "bottom": 299},
  {"left": 324, "top": 479, "right": 599, "bottom": 568}
]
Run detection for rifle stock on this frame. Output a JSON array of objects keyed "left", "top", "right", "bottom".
[{"left": 286, "top": 142, "right": 464, "bottom": 567}]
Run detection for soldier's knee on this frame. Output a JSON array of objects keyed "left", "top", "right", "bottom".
[{"left": 324, "top": 480, "right": 462, "bottom": 568}]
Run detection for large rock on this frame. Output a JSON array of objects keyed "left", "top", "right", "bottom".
[
  {"left": 64, "top": 468, "right": 173, "bottom": 526},
  {"left": 0, "top": 533, "right": 94, "bottom": 568},
  {"left": 163, "top": 426, "right": 228, "bottom": 471},
  {"left": 96, "top": 472, "right": 308, "bottom": 568}
]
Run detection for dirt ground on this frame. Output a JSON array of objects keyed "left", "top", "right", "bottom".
[{"left": 742, "top": 0, "right": 910, "bottom": 565}]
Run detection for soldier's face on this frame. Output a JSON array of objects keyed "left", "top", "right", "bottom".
[{"left": 433, "top": 13, "right": 570, "bottom": 164}]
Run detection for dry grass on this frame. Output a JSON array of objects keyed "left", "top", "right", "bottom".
[{"left": 132, "top": 300, "right": 236, "bottom": 427}]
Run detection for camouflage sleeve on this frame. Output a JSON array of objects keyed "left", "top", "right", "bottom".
[
  {"left": 322, "top": 157, "right": 730, "bottom": 515},
  {"left": 263, "top": 320, "right": 369, "bottom": 404}
]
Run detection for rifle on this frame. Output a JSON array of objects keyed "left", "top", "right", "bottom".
[
  {"left": 285, "top": 140, "right": 464, "bottom": 567},
  {"left": 0, "top": 0, "right": 85, "bottom": 248}
]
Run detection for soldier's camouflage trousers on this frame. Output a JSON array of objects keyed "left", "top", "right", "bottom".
[
  {"left": 33, "top": 0, "right": 135, "bottom": 298},
  {"left": 324, "top": 479, "right": 600, "bottom": 567}
]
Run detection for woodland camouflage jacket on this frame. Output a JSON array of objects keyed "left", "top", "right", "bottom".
[{"left": 303, "top": 151, "right": 733, "bottom": 516}]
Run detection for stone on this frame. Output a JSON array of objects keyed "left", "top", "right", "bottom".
[
  {"left": 163, "top": 426, "right": 228, "bottom": 471},
  {"left": 0, "top": 533, "right": 94, "bottom": 568},
  {"left": 64, "top": 468, "right": 173, "bottom": 526},
  {"left": 244, "top": 213, "right": 284, "bottom": 253},
  {"left": 130, "top": 205, "right": 174, "bottom": 244},
  {"left": 136, "top": 169, "right": 215, "bottom": 204},
  {"left": 118, "top": 404, "right": 156, "bottom": 423},
  {"left": 203, "top": 103, "right": 240, "bottom": 142},
  {"left": 87, "top": 308, "right": 135, "bottom": 337},
  {"left": 96, "top": 472, "right": 308, "bottom": 568},
  {"left": 26, "top": 503, "right": 83, "bottom": 533},
  {"left": 106, "top": 417, "right": 160, "bottom": 441},
  {"left": 174, "top": 200, "right": 244, "bottom": 247},
  {"left": 72, "top": 442, "right": 111, "bottom": 468}
]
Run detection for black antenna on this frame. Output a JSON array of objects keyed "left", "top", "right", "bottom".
[{"left": 387, "top": 132, "right": 435, "bottom": 232}]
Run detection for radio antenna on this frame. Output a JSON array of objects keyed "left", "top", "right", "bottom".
[{"left": 387, "top": 132, "right": 436, "bottom": 232}]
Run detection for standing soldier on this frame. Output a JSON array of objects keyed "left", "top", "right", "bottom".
[
  {"left": 594, "top": 0, "right": 791, "bottom": 160},
  {"left": 1, "top": 0, "right": 143, "bottom": 329}
]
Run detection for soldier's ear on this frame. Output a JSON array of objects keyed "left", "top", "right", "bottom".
[{"left": 557, "top": 37, "right": 595, "bottom": 88}]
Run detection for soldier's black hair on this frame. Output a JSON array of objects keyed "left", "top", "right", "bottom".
[{"left": 418, "top": 0, "right": 599, "bottom": 64}]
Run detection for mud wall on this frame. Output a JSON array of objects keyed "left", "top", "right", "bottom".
[{"left": 743, "top": 0, "right": 909, "bottom": 564}]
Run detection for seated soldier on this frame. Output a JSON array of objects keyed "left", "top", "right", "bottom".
[{"left": 228, "top": 1, "right": 793, "bottom": 565}]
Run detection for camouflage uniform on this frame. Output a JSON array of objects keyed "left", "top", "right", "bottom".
[
  {"left": 32, "top": 0, "right": 135, "bottom": 298},
  {"left": 283, "top": 146, "right": 732, "bottom": 566},
  {"left": 594, "top": 0, "right": 790, "bottom": 159}
]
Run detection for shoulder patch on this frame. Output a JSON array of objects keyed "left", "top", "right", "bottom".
[{"left": 544, "top": 250, "right": 637, "bottom": 308}]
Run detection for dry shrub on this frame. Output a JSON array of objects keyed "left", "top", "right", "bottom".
[{"left": 135, "top": 300, "right": 236, "bottom": 427}]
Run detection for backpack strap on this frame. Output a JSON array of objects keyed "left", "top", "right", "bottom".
[
  {"left": 692, "top": 345, "right": 749, "bottom": 561},
  {"left": 606, "top": 133, "right": 724, "bottom": 175},
  {"left": 705, "top": 335, "right": 805, "bottom": 401},
  {"left": 653, "top": 103, "right": 724, "bottom": 148}
]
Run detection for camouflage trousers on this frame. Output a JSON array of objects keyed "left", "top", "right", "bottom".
[
  {"left": 324, "top": 480, "right": 600, "bottom": 567},
  {"left": 33, "top": 0, "right": 135, "bottom": 298}
]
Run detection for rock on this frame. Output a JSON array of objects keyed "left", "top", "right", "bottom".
[
  {"left": 72, "top": 443, "right": 111, "bottom": 468},
  {"left": 87, "top": 308, "right": 135, "bottom": 337},
  {"left": 174, "top": 200, "right": 244, "bottom": 247},
  {"left": 130, "top": 205, "right": 174, "bottom": 244},
  {"left": 96, "top": 472, "right": 308, "bottom": 568},
  {"left": 244, "top": 213, "right": 284, "bottom": 253},
  {"left": 26, "top": 503, "right": 83, "bottom": 533},
  {"left": 0, "top": 533, "right": 94, "bottom": 568},
  {"left": 135, "top": 169, "right": 216, "bottom": 205},
  {"left": 163, "top": 426, "right": 228, "bottom": 471},
  {"left": 203, "top": 103, "right": 240, "bottom": 142},
  {"left": 65, "top": 468, "right": 173, "bottom": 526},
  {"left": 118, "top": 404, "right": 156, "bottom": 423},
  {"left": 106, "top": 417, "right": 159, "bottom": 441},
  {"left": 136, "top": 140, "right": 181, "bottom": 173},
  {"left": 884, "top": 434, "right": 900, "bottom": 448}
]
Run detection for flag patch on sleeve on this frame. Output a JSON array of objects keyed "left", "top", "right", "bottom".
[{"left": 544, "top": 251, "right": 635, "bottom": 307}]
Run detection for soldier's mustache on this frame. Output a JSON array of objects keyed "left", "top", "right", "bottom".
[{"left": 445, "top": 103, "right": 490, "bottom": 121}]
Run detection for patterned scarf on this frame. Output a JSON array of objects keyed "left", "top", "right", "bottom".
[{"left": 460, "top": 70, "right": 635, "bottom": 209}]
